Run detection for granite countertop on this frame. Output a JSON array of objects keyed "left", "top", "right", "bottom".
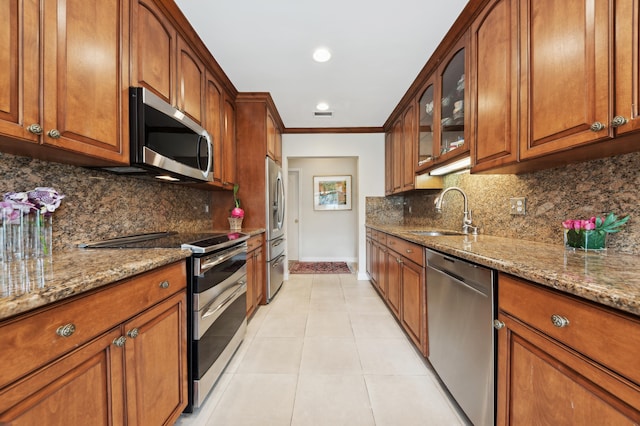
[
  {"left": 0, "top": 228, "right": 266, "bottom": 322},
  {"left": 367, "top": 224, "right": 640, "bottom": 317}
]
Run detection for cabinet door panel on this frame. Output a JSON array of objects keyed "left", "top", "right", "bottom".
[
  {"left": 614, "top": 0, "right": 640, "bottom": 135},
  {"left": 471, "top": 0, "right": 518, "bottom": 172},
  {"left": 133, "top": 0, "right": 175, "bottom": 103},
  {"left": 391, "top": 118, "right": 403, "bottom": 193},
  {"left": 177, "top": 36, "right": 204, "bottom": 125},
  {"left": 401, "top": 259, "right": 425, "bottom": 354},
  {"left": 402, "top": 103, "right": 416, "bottom": 191},
  {"left": 0, "top": 0, "right": 39, "bottom": 143},
  {"left": 519, "top": 0, "right": 611, "bottom": 158},
  {"left": 205, "top": 75, "right": 223, "bottom": 183},
  {"left": 124, "top": 292, "right": 187, "bottom": 426},
  {"left": 0, "top": 329, "right": 125, "bottom": 426},
  {"left": 498, "top": 313, "right": 640, "bottom": 425},
  {"left": 222, "top": 97, "right": 236, "bottom": 186},
  {"left": 42, "top": 0, "right": 128, "bottom": 162},
  {"left": 386, "top": 252, "right": 401, "bottom": 317}
]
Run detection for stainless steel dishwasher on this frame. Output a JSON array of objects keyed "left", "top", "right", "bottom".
[{"left": 426, "top": 249, "right": 496, "bottom": 426}]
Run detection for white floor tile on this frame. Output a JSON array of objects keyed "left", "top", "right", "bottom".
[
  {"left": 300, "top": 337, "right": 362, "bottom": 374},
  {"left": 365, "top": 374, "right": 467, "bottom": 426},
  {"left": 305, "top": 310, "right": 353, "bottom": 338},
  {"left": 205, "top": 373, "right": 298, "bottom": 426},
  {"left": 237, "top": 337, "right": 303, "bottom": 374},
  {"left": 349, "top": 312, "right": 404, "bottom": 339},
  {"left": 257, "top": 312, "right": 308, "bottom": 338},
  {"left": 291, "top": 374, "right": 375, "bottom": 426},
  {"left": 356, "top": 338, "right": 430, "bottom": 375}
]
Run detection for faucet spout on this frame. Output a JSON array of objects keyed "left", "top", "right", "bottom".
[{"left": 434, "top": 186, "right": 477, "bottom": 235}]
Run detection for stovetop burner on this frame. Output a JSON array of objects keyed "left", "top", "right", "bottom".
[{"left": 79, "top": 231, "right": 249, "bottom": 254}]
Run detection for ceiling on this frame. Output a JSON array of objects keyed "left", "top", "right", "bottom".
[{"left": 174, "top": 0, "right": 469, "bottom": 129}]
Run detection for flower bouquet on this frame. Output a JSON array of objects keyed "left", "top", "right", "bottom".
[
  {"left": 562, "top": 212, "right": 629, "bottom": 250},
  {"left": 229, "top": 184, "right": 244, "bottom": 230}
]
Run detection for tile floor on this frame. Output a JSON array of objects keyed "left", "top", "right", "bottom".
[{"left": 175, "top": 272, "right": 468, "bottom": 426}]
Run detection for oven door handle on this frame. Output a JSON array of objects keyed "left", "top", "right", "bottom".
[
  {"left": 199, "top": 246, "right": 247, "bottom": 273},
  {"left": 202, "top": 282, "right": 247, "bottom": 320}
]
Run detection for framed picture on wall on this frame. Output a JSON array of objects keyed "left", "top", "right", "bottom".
[{"left": 313, "top": 175, "right": 352, "bottom": 211}]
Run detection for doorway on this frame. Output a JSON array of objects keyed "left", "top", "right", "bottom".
[{"left": 287, "top": 169, "right": 300, "bottom": 261}]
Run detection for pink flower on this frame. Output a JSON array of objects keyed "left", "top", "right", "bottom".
[
  {"left": 583, "top": 221, "right": 595, "bottom": 230},
  {"left": 230, "top": 207, "right": 245, "bottom": 218},
  {"left": 561, "top": 220, "right": 573, "bottom": 229}
]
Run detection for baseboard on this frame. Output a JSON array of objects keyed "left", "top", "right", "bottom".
[{"left": 298, "top": 257, "right": 358, "bottom": 262}]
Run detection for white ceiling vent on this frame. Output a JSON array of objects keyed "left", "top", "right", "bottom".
[{"left": 314, "top": 111, "right": 333, "bottom": 118}]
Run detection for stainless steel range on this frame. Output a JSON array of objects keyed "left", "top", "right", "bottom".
[{"left": 81, "top": 231, "right": 249, "bottom": 412}]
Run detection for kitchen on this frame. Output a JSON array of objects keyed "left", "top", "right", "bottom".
[{"left": 1, "top": 0, "right": 640, "bottom": 425}]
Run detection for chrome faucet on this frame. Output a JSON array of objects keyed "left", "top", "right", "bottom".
[{"left": 434, "top": 186, "right": 478, "bottom": 235}]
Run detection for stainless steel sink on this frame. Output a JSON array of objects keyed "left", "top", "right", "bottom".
[{"left": 409, "top": 230, "right": 464, "bottom": 236}]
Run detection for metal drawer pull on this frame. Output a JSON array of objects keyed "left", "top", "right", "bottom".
[
  {"left": 159, "top": 280, "right": 170, "bottom": 289},
  {"left": 611, "top": 116, "right": 628, "bottom": 128},
  {"left": 113, "top": 336, "right": 127, "bottom": 347},
  {"left": 589, "top": 121, "right": 605, "bottom": 132},
  {"left": 47, "top": 129, "right": 61, "bottom": 138},
  {"left": 493, "top": 320, "right": 505, "bottom": 330},
  {"left": 27, "top": 124, "right": 43, "bottom": 135},
  {"left": 406, "top": 249, "right": 413, "bottom": 253},
  {"left": 56, "top": 323, "right": 76, "bottom": 337},
  {"left": 127, "top": 328, "right": 139, "bottom": 339},
  {"left": 551, "top": 314, "right": 570, "bottom": 328}
]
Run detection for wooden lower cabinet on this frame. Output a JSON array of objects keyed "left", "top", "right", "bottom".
[
  {"left": 497, "top": 274, "right": 640, "bottom": 425},
  {"left": 0, "top": 262, "right": 188, "bottom": 426},
  {"left": 246, "top": 234, "right": 265, "bottom": 318},
  {"left": 366, "top": 228, "right": 427, "bottom": 356}
]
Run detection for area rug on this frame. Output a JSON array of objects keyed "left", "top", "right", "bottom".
[{"left": 289, "top": 261, "right": 351, "bottom": 274}]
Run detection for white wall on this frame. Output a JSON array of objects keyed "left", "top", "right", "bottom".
[
  {"left": 283, "top": 133, "right": 385, "bottom": 280},
  {"left": 288, "top": 157, "right": 358, "bottom": 262}
]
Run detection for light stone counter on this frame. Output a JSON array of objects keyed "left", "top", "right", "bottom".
[
  {"left": 368, "top": 224, "right": 640, "bottom": 317},
  {"left": 0, "top": 248, "right": 191, "bottom": 321}
]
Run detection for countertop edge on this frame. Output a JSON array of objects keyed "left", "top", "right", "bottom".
[{"left": 367, "top": 224, "right": 640, "bottom": 317}]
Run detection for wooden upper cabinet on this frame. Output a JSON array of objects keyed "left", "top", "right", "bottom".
[
  {"left": 222, "top": 96, "right": 236, "bottom": 187},
  {"left": 470, "top": 0, "right": 519, "bottom": 172},
  {"left": 0, "top": 0, "right": 129, "bottom": 164},
  {"left": 614, "top": 0, "right": 640, "bottom": 136},
  {"left": 205, "top": 73, "right": 223, "bottom": 184},
  {"left": 132, "top": 0, "right": 175, "bottom": 104},
  {"left": 384, "top": 131, "right": 393, "bottom": 195},
  {"left": 401, "top": 102, "right": 416, "bottom": 192},
  {"left": 417, "top": 78, "right": 436, "bottom": 172},
  {"left": 518, "top": 0, "right": 611, "bottom": 159},
  {"left": 391, "top": 117, "right": 403, "bottom": 193},
  {"left": 0, "top": 0, "right": 39, "bottom": 144},
  {"left": 41, "top": 0, "right": 130, "bottom": 163},
  {"left": 266, "top": 109, "right": 282, "bottom": 164},
  {"left": 435, "top": 35, "right": 469, "bottom": 165},
  {"left": 177, "top": 35, "right": 205, "bottom": 125}
]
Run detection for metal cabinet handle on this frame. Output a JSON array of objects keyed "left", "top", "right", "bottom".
[
  {"left": 159, "top": 280, "right": 170, "bottom": 289},
  {"left": 406, "top": 249, "right": 413, "bottom": 253},
  {"left": 611, "top": 116, "right": 628, "bottom": 128},
  {"left": 127, "top": 328, "right": 139, "bottom": 339},
  {"left": 589, "top": 122, "right": 605, "bottom": 132},
  {"left": 47, "top": 129, "right": 61, "bottom": 138},
  {"left": 551, "top": 314, "right": 570, "bottom": 328},
  {"left": 27, "top": 124, "right": 43, "bottom": 135},
  {"left": 113, "top": 336, "right": 127, "bottom": 347},
  {"left": 493, "top": 319, "right": 505, "bottom": 330},
  {"left": 56, "top": 323, "right": 76, "bottom": 337}
]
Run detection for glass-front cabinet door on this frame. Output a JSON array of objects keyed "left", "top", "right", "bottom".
[
  {"left": 418, "top": 81, "right": 435, "bottom": 170},
  {"left": 439, "top": 47, "right": 466, "bottom": 158}
]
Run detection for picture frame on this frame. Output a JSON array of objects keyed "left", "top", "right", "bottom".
[{"left": 313, "top": 175, "right": 352, "bottom": 211}]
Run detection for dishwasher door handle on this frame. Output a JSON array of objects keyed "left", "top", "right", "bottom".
[{"left": 428, "top": 265, "right": 490, "bottom": 298}]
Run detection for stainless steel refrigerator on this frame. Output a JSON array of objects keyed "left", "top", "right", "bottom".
[{"left": 265, "top": 157, "right": 285, "bottom": 302}]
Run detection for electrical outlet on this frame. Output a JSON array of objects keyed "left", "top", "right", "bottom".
[{"left": 510, "top": 197, "right": 526, "bottom": 215}]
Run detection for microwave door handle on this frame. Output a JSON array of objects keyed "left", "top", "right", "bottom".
[{"left": 203, "top": 133, "right": 212, "bottom": 177}]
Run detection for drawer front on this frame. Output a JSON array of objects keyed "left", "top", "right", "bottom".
[
  {"left": 387, "top": 236, "right": 423, "bottom": 266},
  {"left": 499, "top": 273, "right": 640, "bottom": 386},
  {"left": 371, "top": 230, "right": 387, "bottom": 245},
  {"left": 246, "top": 234, "right": 263, "bottom": 252},
  {"left": 0, "top": 261, "right": 186, "bottom": 389}
]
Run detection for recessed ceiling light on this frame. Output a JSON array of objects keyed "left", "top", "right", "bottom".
[
  {"left": 316, "top": 102, "right": 330, "bottom": 111},
  {"left": 313, "top": 47, "right": 331, "bottom": 62}
]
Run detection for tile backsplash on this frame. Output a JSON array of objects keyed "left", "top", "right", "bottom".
[
  {"left": 368, "top": 151, "right": 640, "bottom": 255},
  {"left": 0, "top": 153, "right": 215, "bottom": 249}
]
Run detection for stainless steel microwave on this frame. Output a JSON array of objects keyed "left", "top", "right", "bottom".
[{"left": 102, "top": 87, "right": 213, "bottom": 183}]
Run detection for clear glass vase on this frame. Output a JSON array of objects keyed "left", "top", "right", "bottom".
[{"left": 564, "top": 228, "right": 607, "bottom": 250}]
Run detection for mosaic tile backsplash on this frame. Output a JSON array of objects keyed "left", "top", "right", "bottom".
[
  {"left": 368, "top": 151, "right": 640, "bottom": 255},
  {"left": 0, "top": 153, "right": 216, "bottom": 249}
]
